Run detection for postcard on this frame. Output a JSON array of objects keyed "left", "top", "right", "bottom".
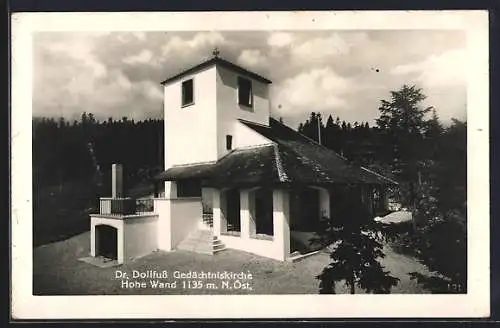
[{"left": 11, "top": 10, "right": 490, "bottom": 319}]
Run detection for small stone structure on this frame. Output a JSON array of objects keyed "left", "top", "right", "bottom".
[
  {"left": 112, "top": 163, "right": 123, "bottom": 198},
  {"left": 99, "top": 164, "right": 136, "bottom": 215},
  {"left": 87, "top": 164, "right": 158, "bottom": 265}
]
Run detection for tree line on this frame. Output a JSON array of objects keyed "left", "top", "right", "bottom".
[{"left": 33, "top": 112, "right": 164, "bottom": 195}]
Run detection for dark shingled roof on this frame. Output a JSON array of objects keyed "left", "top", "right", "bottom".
[
  {"left": 205, "top": 145, "right": 280, "bottom": 188},
  {"left": 153, "top": 145, "right": 279, "bottom": 188},
  {"left": 239, "top": 118, "right": 397, "bottom": 186},
  {"left": 154, "top": 162, "right": 215, "bottom": 181},
  {"left": 155, "top": 118, "right": 398, "bottom": 188},
  {"left": 160, "top": 57, "right": 272, "bottom": 85}
]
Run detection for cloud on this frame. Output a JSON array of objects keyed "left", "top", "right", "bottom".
[
  {"left": 33, "top": 32, "right": 163, "bottom": 120},
  {"left": 33, "top": 30, "right": 467, "bottom": 127},
  {"left": 161, "top": 32, "right": 225, "bottom": 57},
  {"left": 237, "top": 49, "right": 268, "bottom": 71},
  {"left": 274, "top": 67, "right": 353, "bottom": 116},
  {"left": 291, "top": 32, "right": 369, "bottom": 65},
  {"left": 292, "top": 33, "right": 350, "bottom": 63},
  {"left": 134, "top": 32, "right": 146, "bottom": 41},
  {"left": 391, "top": 49, "right": 466, "bottom": 88},
  {"left": 390, "top": 49, "right": 467, "bottom": 123},
  {"left": 123, "top": 49, "right": 154, "bottom": 65},
  {"left": 42, "top": 34, "right": 107, "bottom": 78},
  {"left": 267, "top": 32, "right": 293, "bottom": 48},
  {"left": 139, "top": 80, "right": 163, "bottom": 100}
]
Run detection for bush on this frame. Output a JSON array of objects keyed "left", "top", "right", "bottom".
[{"left": 408, "top": 209, "right": 467, "bottom": 293}]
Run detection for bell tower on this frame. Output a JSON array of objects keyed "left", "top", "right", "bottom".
[{"left": 161, "top": 49, "right": 272, "bottom": 170}]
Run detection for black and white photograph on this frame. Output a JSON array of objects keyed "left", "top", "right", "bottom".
[{"left": 11, "top": 11, "right": 490, "bottom": 319}]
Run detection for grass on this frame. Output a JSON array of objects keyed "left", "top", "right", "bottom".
[
  {"left": 33, "top": 180, "right": 98, "bottom": 247},
  {"left": 33, "top": 231, "right": 434, "bottom": 295}
]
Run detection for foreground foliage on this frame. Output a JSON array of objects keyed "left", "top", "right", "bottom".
[{"left": 313, "top": 187, "right": 399, "bottom": 294}]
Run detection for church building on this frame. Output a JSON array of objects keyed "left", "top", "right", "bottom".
[{"left": 88, "top": 50, "right": 396, "bottom": 265}]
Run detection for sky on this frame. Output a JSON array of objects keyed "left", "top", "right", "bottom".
[{"left": 33, "top": 30, "right": 467, "bottom": 128}]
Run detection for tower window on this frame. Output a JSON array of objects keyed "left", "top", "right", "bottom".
[
  {"left": 237, "top": 76, "right": 253, "bottom": 108},
  {"left": 181, "top": 79, "right": 194, "bottom": 106},
  {"left": 226, "top": 135, "right": 233, "bottom": 150}
]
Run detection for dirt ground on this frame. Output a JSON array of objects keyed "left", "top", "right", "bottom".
[{"left": 33, "top": 231, "right": 433, "bottom": 295}]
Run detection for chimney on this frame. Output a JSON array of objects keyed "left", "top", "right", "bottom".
[{"left": 112, "top": 163, "right": 123, "bottom": 198}]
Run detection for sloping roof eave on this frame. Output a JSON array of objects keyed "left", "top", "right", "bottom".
[
  {"left": 153, "top": 163, "right": 216, "bottom": 181},
  {"left": 160, "top": 57, "right": 272, "bottom": 85}
]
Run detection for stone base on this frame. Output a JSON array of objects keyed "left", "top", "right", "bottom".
[
  {"left": 78, "top": 256, "right": 121, "bottom": 268},
  {"left": 287, "top": 250, "right": 321, "bottom": 263},
  {"left": 176, "top": 229, "right": 226, "bottom": 255},
  {"left": 90, "top": 213, "right": 158, "bottom": 265}
]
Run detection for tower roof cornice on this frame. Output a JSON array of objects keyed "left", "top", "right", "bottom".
[{"left": 160, "top": 56, "right": 272, "bottom": 85}]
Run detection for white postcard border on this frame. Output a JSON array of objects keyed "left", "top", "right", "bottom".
[{"left": 11, "top": 10, "right": 490, "bottom": 319}]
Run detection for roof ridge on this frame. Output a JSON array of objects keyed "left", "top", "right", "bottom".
[
  {"left": 171, "top": 161, "right": 217, "bottom": 168},
  {"left": 272, "top": 143, "right": 290, "bottom": 182},
  {"left": 232, "top": 143, "right": 274, "bottom": 151},
  {"left": 270, "top": 117, "right": 349, "bottom": 161},
  {"left": 360, "top": 166, "right": 399, "bottom": 185},
  {"left": 215, "top": 147, "right": 238, "bottom": 163},
  {"left": 238, "top": 118, "right": 270, "bottom": 128}
]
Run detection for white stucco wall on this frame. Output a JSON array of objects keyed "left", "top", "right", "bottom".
[
  {"left": 272, "top": 189, "right": 291, "bottom": 261},
  {"left": 170, "top": 198, "right": 203, "bottom": 248},
  {"left": 154, "top": 197, "right": 202, "bottom": 251},
  {"left": 219, "top": 234, "right": 279, "bottom": 259},
  {"left": 212, "top": 188, "right": 227, "bottom": 236},
  {"left": 155, "top": 198, "right": 172, "bottom": 251},
  {"left": 216, "top": 65, "right": 271, "bottom": 158},
  {"left": 90, "top": 214, "right": 159, "bottom": 264},
  {"left": 124, "top": 215, "right": 158, "bottom": 260},
  {"left": 164, "top": 66, "right": 218, "bottom": 168},
  {"left": 90, "top": 216, "right": 125, "bottom": 263},
  {"left": 233, "top": 121, "right": 273, "bottom": 149},
  {"left": 214, "top": 188, "right": 290, "bottom": 261}
]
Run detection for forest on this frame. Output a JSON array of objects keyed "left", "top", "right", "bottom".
[
  {"left": 32, "top": 85, "right": 467, "bottom": 293},
  {"left": 297, "top": 86, "right": 467, "bottom": 293},
  {"left": 32, "top": 114, "right": 164, "bottom": 246},
  {"left": 33, "top": 113, "right": 164, "bottom": 191}
]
